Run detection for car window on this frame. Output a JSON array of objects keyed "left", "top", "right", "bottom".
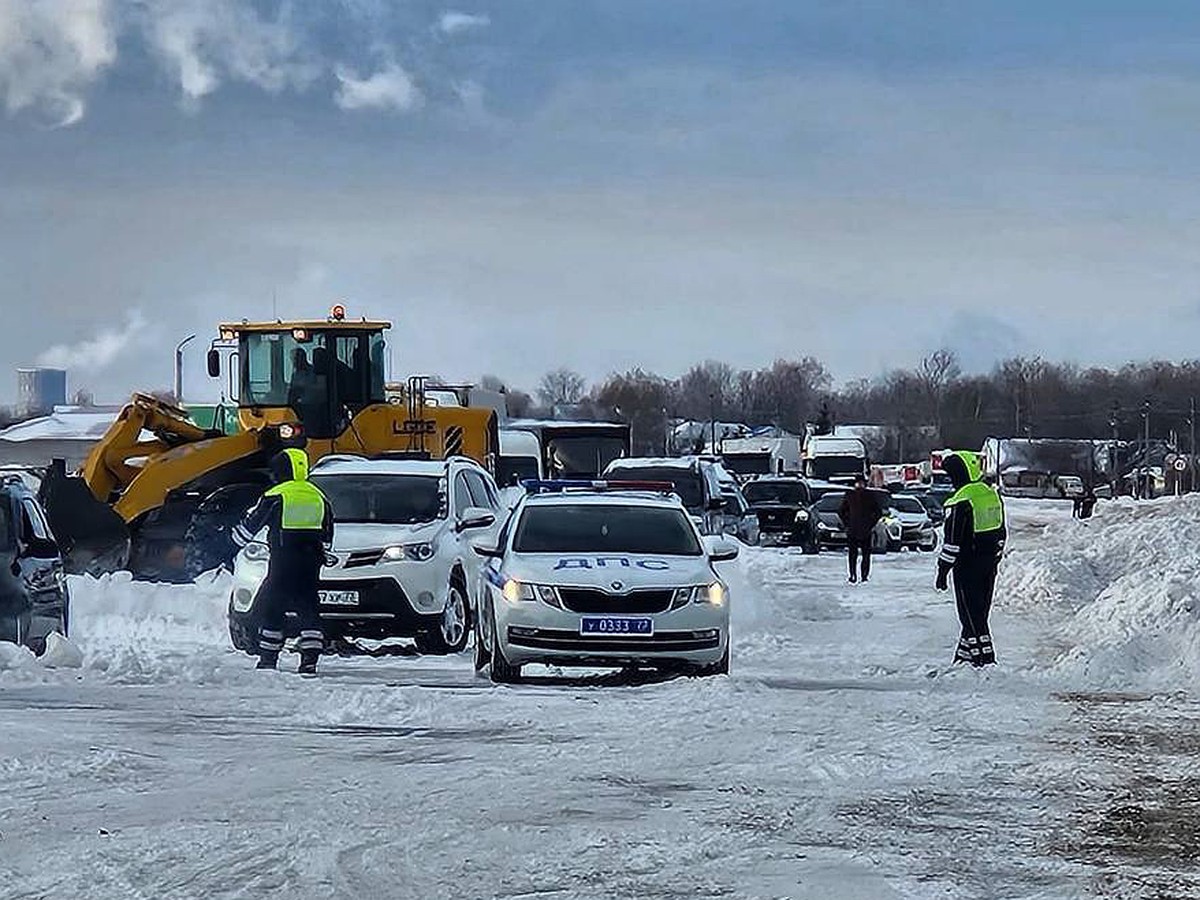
[
  {"left": 892, "top": 497, "right": 926, "bottom": 514},
  {"left": 743, "top": 481, "right": 809, "bottom": 505},
  {"left": 453, "top": 473, "right": 474, "bottom": 514},
  {"left": 311, "top": 474, "right": 442, "bottom": 524},
  {"left": 463, "top": 471, "right": 497, "bottom": 511},
  {"left": 513, "top": 504, "right": 703, "bottom": 555},
  {"left": 605, "top": 467, "right": 703, "bottom": 511},
  {"left": 722, "top": 489, "right": 747, "bottom": 515},
  {"left": 815, "top": 494, "right": 846, "bottom": 511}
]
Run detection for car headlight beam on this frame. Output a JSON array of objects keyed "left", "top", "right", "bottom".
[{"left": 382, "top": 542, "right": 436, "bottom": 562}]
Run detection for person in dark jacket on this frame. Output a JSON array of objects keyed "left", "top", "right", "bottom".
[
  {"left": 936, "top": 450, "right": 1006, "bottom": 667},
  {"left": 839, "top": 476, "right": 882, "bottom": 583},
  {"left": 232, "top": 448, "right": 333, "bottom": 674}
]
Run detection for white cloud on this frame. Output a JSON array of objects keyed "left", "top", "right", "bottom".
[
  {"left": 0, "top": 0, "right": 117, "bottom": 126},
  {"left": 334, "top": 62, "right": 421, "bottom": 112},
  {"left": 437, "top": 11, "right": 490, "bottom": 35},
  {"left": 137, "top": 0, "right": 318, "bottom": 102},
  {"left": 37, "top": 310, "right": 150, "bottom": 372}
]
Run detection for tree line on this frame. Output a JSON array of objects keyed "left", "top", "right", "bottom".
[{"left": 483, "top": 352, "right": 1200, "bottom": 461}]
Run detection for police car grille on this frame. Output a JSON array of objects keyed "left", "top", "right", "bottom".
[{"left": 557, "top": 588, "right": 674, "bottom": 614}]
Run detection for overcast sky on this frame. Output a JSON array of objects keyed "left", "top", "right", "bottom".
[{"left": 3, "top": 1, "right": 1200, "bottom": 404}]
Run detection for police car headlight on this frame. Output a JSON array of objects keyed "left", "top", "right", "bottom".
[
  {"left": 502, "top": 579, "right": 533, "bottom": 604},
  {"left": 671, "top": 584, "right": 726, "bottom": 609},
  {"left": 243, "top": 542, "right": 269, "bottom": 562},
  {"left": 794, "top": 510, "right": 809, "bottom": 522},
  {"left": 707, "top": 582, "right": 727, "bottom": 607},
  {"left": 383, "top": 542, "right": 436, "bottom": 562}
]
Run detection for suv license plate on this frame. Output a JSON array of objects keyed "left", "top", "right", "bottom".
[
  {"left": 319, "top": 590, "right": 359, "bottom": 606},
  {"left": 580, "top": 617, "right": 653, "bottom": 636}
]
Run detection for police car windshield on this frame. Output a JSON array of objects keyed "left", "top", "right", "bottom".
[
  {"left": 892, "top": 496, "right": 926, "bottom": 514},
  {"left": 514, "top": 504, "right": 703, "bottom": 555},
  {"left": 311, "top": 474, "right": 441, "bottom": 524}
]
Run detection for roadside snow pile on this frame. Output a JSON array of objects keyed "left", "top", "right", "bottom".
[
  {"left": 64, "top": 571, "right": 240, "bottom": 685},
  {"left": 1000, "top": 496, "right": 1200, "bottom": 689}
]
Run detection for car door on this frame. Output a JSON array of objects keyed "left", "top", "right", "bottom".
[
  {"left": 459, "top": 469, "right": 502, "bottom": 609},
  {"left": 15, "top": 497, "right": 65, "bottom": 627}
]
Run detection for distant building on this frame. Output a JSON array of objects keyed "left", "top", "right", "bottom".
[{"left": 17, "top": 368, "right": 67, "bottom": 419}]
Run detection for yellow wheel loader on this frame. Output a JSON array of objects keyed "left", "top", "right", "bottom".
[{"left": 40, "top": 310, "right": 498, "bottom": 582}]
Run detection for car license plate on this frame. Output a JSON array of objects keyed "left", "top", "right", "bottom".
[
  {"left": 580, "top": 617, "right": 653, "bottom": 636},
  {"left": 319, "top": 590, "right": 359, "bottom": 606}
]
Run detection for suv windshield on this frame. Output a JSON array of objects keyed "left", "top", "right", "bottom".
[
  {"left": 815, "top": 493, "right": 846, "bottom": 512},
  {"left": 809, "top": 456, "right": 864, "bottom": 480},
  {"left": 311, "top": 474, "right": 441, "bottom": 524},
  {"left": 722, "top": 454, "right": 772, "bottom": 476},
  {"left": 606, "top": 467, "right": 703, "bottom": 511},
  {"left": 514, "top": 504, "right": 702, "bottom": 555},
  {"left": 892, "top": 496, "right": 926, "bottom": 514},
  {"left": 744, "top": 481, "right": 809, "bottom": 506}
]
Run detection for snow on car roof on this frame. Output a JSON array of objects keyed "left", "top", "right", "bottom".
[
  {"left": 607, "top": 456, "right": 703, "bottom": 471},
  {"left": 309, "top": 457, "right": 451, "bottom": 478}
]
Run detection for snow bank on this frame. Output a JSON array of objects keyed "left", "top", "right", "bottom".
[
  {"left": 999, "top": 495, "right": 1200, "bottom": 689},
  {"left": 59, "top": 570, "right": 240, "bottom": 685}
]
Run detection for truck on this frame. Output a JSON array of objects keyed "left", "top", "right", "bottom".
[
  {"left": 717, "top": 436, "right": 802, "bottom": 479},
  {"left": 505, "top": 420, "right": 632, "bottom": 479},
  {"left": 803, "top": 435, "right": 868, "bottom": 484}
]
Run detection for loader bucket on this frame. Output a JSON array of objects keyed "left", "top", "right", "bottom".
[{"left": 39, "top": 461, "right": 131, "bottom": 575}]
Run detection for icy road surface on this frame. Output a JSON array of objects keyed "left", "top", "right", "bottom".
[{"left": 4, "top": 499, "right": 1200, "bottom": 899}]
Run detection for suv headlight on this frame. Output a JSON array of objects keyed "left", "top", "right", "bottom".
[
  {"left": 671, "top": 583, "right": 726, "bottom": 609},
  {"left": 501, "top": 579, "right": 561, "bottom": 608},
  {"left": 243, "top": 542, "right": 269, "bottom": 562},
  {"left": 382, "top": 541, "right": 437, "bottom": 562}
]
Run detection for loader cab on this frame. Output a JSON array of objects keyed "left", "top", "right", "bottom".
[{"left": 207, "top": 311, "right": 390, "bottom": 441}]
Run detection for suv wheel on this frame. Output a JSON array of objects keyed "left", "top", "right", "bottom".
[
  {"left": 415, "top": 582, "right": 470, "bottom": 655},
  {"left": 473, "top": 599, "right": 493, "bottom": 672}
]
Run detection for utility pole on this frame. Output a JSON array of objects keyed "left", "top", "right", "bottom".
[{"left": 1109, "top": 404, "right": 1120, "bottom": 496}]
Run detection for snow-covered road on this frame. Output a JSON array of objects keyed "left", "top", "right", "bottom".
[{"left": 4, "top": 499, "right": 1200, "bottom": 899}]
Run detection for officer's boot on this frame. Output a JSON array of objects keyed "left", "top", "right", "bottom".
[
  {"left": 298, "top": 650, "right": 319, "bottom": 676},
  {"left": 256, "top": 651, "right": 279, "bottom": 670}
]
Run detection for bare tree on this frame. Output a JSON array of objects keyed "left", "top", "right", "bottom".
[
  {"left": 536, "top": 368, "right": 587, "bottom": 410},
  {"left": 918, "top": 348, "right": 961, "bottom": 441}
]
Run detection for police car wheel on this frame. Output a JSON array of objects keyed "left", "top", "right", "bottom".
[
  {"left": 473, "top": 602, "right": 493, "bottom": 672},
  {"left": 415, "top": 583, "right": 470, "bottom": 655},
  {"left": 694, "top": 646, "right": 730, "bottom": 678},
  {"left": 490, "top": 638, "right": 522, "bottom": 684}
]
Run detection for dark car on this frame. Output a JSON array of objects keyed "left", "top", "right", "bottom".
[
  {"left": 915, "top": 485, "right": 954, "bottom": 525},
  {"left": 742, "top": 477, "right": 818, "bottom": 552},
  {"left": 0, "top": 476, "right": 70, "bottom": 653}
]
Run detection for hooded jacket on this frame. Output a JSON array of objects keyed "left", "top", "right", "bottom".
[
  {"left": 233, "top": 449, "right": 333, "bottom": 553},
  {"left": 937, "top": 450, "right": 1006, "bottom": 576}
]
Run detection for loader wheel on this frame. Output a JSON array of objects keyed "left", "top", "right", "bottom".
[{"left": 184, "top": 490, "right": 259, "bottom": 581}]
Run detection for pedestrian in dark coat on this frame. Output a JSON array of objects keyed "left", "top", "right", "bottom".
[{"left": 839, "top": 476, "right": 882, "bottom": 583}]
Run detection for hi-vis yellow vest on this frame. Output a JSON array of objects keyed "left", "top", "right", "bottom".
[
  {"left": 945, "top": 482, "right": 1004, "bottom": 534},
  {"left": 263, "top": 448, "right": 326, "bottom": 531}
]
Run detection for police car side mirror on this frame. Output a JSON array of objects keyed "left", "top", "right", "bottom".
[
  {"left": 458, "top": 507, "right": 496, "bottom": 533},
  {"left": 705, "top": 537, "right": 739, "bottom": 563},
  {"left": 472, "top": 540, "right": 503, "bottom": 558}
]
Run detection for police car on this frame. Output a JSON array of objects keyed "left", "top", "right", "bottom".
[
  {"left": 471, "top": 481, "right": 737, "bottom": 683},
  {"left": 228, "top": 456, "right": 500, "bottom": 655}
]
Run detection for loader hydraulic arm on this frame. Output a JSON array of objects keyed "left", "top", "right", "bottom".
[{"left": 79, "top": 394, "right": 214, "bottom": 503}]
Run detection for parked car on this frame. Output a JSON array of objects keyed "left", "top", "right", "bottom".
[
  {"left": 742, "top": 476, "right": 818, "bottom": 552},
  {"left": 889, "top": 494, "right": 938, "bottom": 551},
  {"left": 471, "top": 481, "right": 735, "bottom": 682},
  {"left": 603, "top": 457, "right": 728, "bottom": 535},
  {"left": 0, "top": 476, "right": 69, "bottom": 654},
  {"left": 810, "top": 488, "right": 901, "bottom": 553},
  {"left": 710, "top": 465, "right": 760, "bottom": 545},
  {"left": 228, "top": 456, "right": 501, "bottom": 655}
]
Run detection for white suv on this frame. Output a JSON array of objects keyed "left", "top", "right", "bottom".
[{"left": 228, "top": 456, "right": 501, "bottom": 655}]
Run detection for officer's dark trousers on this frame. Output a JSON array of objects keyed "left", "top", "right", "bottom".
[
  {"left": 953, "top": 559, "right": 997, "bottom": 666},
  {"left": 257, "top": 554, "right": 323, "bottom": 659},
  {"left": 847, "top": 538, "right": 872, "bottom": 581}
]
